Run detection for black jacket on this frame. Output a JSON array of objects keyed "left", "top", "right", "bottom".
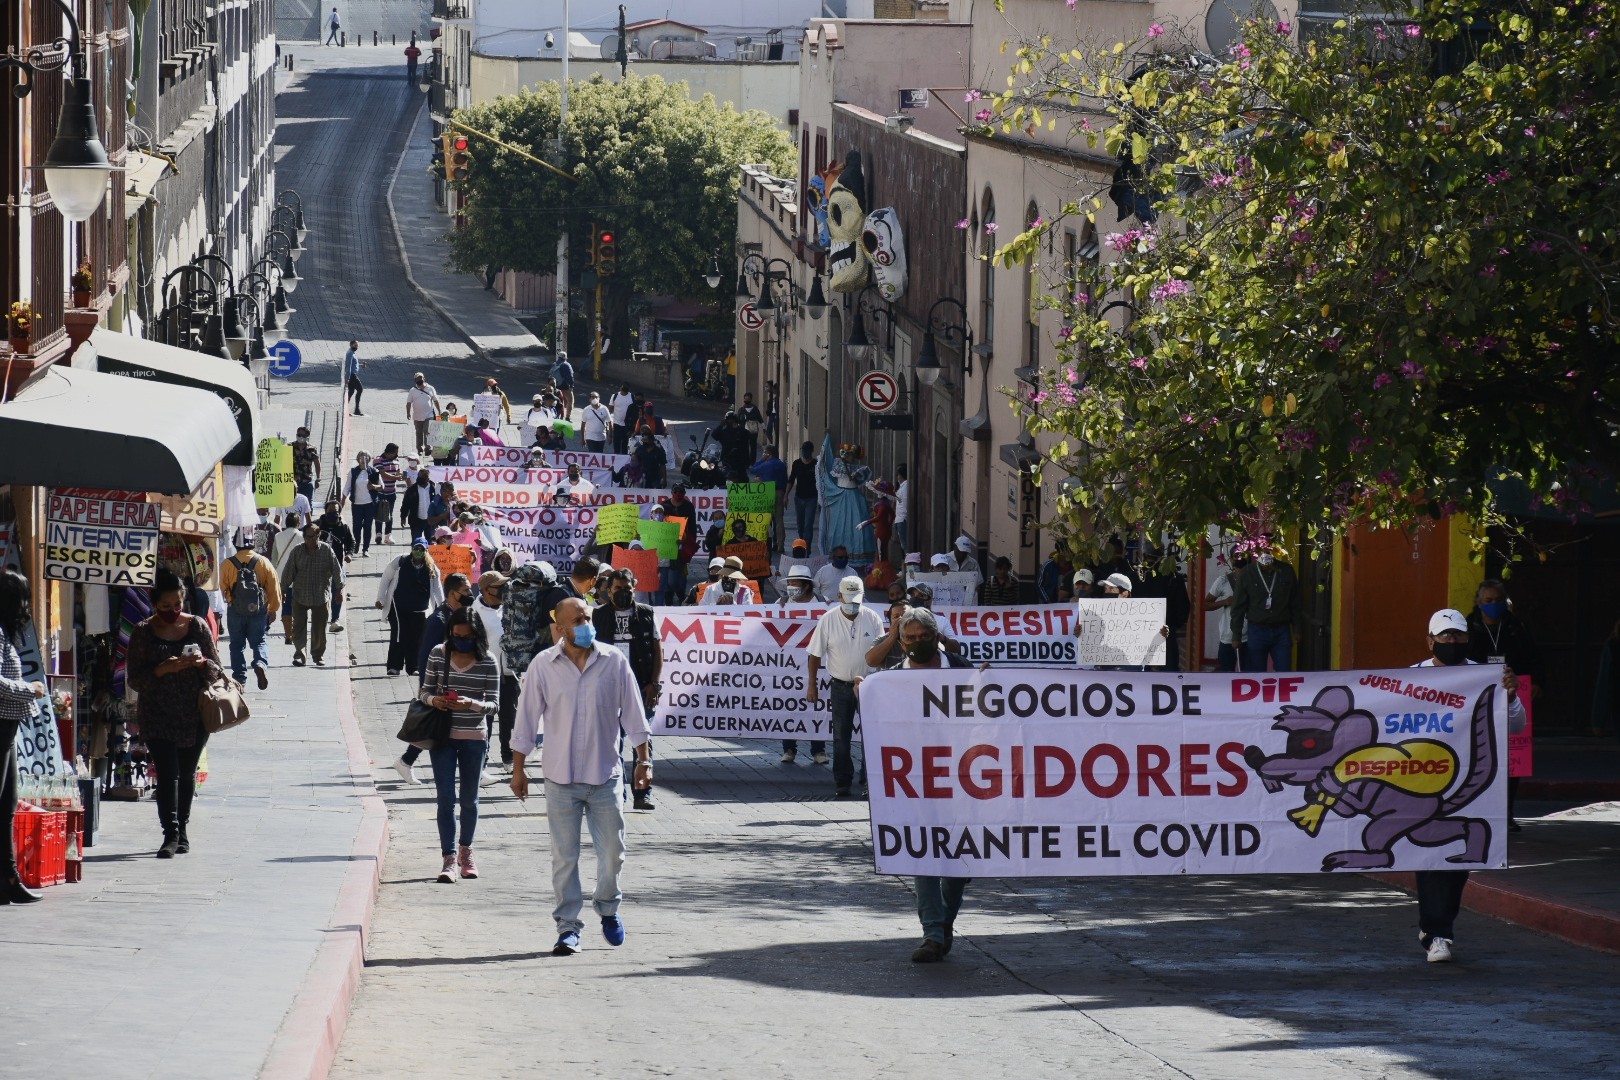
[
  {"left": 593, "top": 602, "right": 660, "bottom": 685},
  {"left": 1465, "top": 610, "right": 1542, "bottom": 682}
]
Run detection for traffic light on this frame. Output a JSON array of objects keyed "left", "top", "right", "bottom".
[
  {"left": 448, "top": 134, "right": 471, "bottom": 182},
  {"left": 433, "top": 131, "right": 451, "bottom": 181},
  {"left": 597, "top": 229, "right": 616, "bottom": 277}
]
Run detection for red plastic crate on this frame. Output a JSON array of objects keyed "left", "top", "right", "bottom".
[{"left": 12, "top": 808, "right": 68, "bottom": 888}]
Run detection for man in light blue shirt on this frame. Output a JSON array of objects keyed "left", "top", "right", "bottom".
[
  {"left": 510, "top": 597, "right": 652, "bottom": 955},
  {"left": 343, "top": 340, "right": 364, "bottom": 415}
]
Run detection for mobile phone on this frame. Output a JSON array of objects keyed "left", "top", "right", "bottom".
[{"left": 443, "top": 690, "right": 460, "bottom": 701}]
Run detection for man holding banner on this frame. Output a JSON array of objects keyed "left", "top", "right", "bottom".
[{"left": 806, "top": 577, "right": 885, "bottom": 798}]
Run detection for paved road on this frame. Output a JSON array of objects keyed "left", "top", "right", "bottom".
[{"left": 277, "top": 50, "right": 1620, "bottom": 1080}]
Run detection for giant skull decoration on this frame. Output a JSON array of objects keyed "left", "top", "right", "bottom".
[
  {"left": 861, "top": 207, "right": 907, "bottom": 301},
  {"left": 825, "top": 151, "right": 870, "bottom": 293}
]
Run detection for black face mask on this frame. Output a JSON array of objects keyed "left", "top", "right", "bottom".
[
  {"left": 1432, "top": 642, "right": 1470, "bottom": 666},
  {"left": 905, "top": 638, "right": 940, "bottom": 665},
  {"left": 611, "top": 590, "right": 633, "bottom": 609}
]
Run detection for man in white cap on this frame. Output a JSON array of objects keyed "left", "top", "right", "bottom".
[
  {"left": 1406, "top": 607, "right": 1524, "bottom": 963},
  {"left": 686, "top": 556, "right": 727, "bottom": 605},
  {"left": 581, "top": 391, "right": 613, "bottom": 452},
  {"left": 779, "top": 565, "right": 829, "bottom": 764},
  {"left": 1073, "top": 567, "right": 1096, "bottom": 598},
  {"left": 405, "top": 372, "right": 441, "bottom": 455},
  {"left": 806, "top": 576, "right": 886, "bottom": 797},
  {"left": 1078, "top": 573, "right": 1168, "bottom": 669},
  {"left": 700, "top": 565, "right": 755, "bottom": 606},
  {"left": 950, "top": 534, "right": 984, "bottom": 602}
]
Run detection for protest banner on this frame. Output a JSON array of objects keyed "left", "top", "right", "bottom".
[
  {"left": 429, "top": 465, "right": 573, "bottom": 488},
  {"left": 254, "top": 439, "right": 294, "bottom": 509},
  {"left": 427, "top": 420, "right": 461, "bottom": 459},
  {"left": 1510, "top": 675, "right": 1533, "bottom": 778},
  {"left": 156, "top": 464, "right": 224, "bottom": 537},
  {"left": 550, "top": 449, "right": 628, "bottom": 473},
  {"left": 650, "top": 610, "right": 841, "bottom": 740},
  {"left": 427, "top": 543, "right": 478, "bottom": 582},
  {"left": 861, "top": 665, "right": 1509, "bottom": 878},
  {"left": 471, "top": 393, "right": 505, "bottom": 429},
  {"left": 719, "top": 540, "right": 771, "bottom": 579},
  {"left": 905, "top": 571, "right": 980, "bottom": 607},
  {"left": 595, "top": 503, "right": 643, "bottom": 545},
  {"left": 491, "top": 506, "right": 597, "bottom": 571},
  {"left": 469, "top": 445, "right": 531, "bottom": 468},
  {"left": 612, "top": 544, "right": 658, "bottom": 585},
  {"left": 638, "top": 519, "right": 681, "bottom": 559},
  {"left": 1073, "top": 598, "right": 1167, "bottom": 667},
  {"left": 44, "top": 489, "right": 161, "bottom": 586}
]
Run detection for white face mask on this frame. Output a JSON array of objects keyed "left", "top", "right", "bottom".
[
  {"left": 840, "top": 600, "right": 861, "bottom": 615},
  {"left": 1258, "top": 554, "right": 1275, "bottom": 567}
]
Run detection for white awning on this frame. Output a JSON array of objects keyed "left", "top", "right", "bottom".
[{"left": 88, "top": 328, "right": 261, "bottom": 467}]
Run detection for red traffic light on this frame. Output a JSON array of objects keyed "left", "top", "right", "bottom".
[
  {"left": 453, "top": 136, "right": 469, "bottom": 151},
  {"left": 599, "top": 231, "right": 614, "bottom": 245}
]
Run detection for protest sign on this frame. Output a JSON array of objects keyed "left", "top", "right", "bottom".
[
  {"left": 650, "top": 610, "right": 841, "bottom": 740},
  {"left": 1074, "top": 598, "right": 1167, "bottom": 667},
  {"left": 906, "top": 570, "right": 980, "bottom": 606},
  {"left": 861, "top": 665, "right": 1509, "bottom": 878},
  {"left": 471, "top": 393, "right": 505, "bottom": 430},
  {"left": 665, "top": 516, "right": 688, "bottom": 539},
  {"left": 595, "top": 503, "right": 643, "bottom": 545},
  {"left": 427, "top": 420, "right": 462, "bottom": 459},
  {"left": 719, "top": 540, "right": 771, "bottom": 579},
  {"left": 427, "top": 543, "right": 477, "bottom": 581},
  {"left": 255, "top": 439, "right": 294, "bottom": 509},
  {"left": 612, "top": 544, "right": 658, "bottom": 585},
  {"left": 638, "top": 519, "right": 681, "bottom": 559},
  {"left": 44, "top": 489, "right": 161, "bottom": 586},
  {"left": 491, "top": 506, "right": 597, "bottom": 571},
  {"left": 1510, "top": 675, "right": 1533, "bottom": 778},
  {"left": 156, "top": 464, "right": 224, "bottom": 537},
  {"left": 726, "top": 482, "right": 777, "bottom": 515}
]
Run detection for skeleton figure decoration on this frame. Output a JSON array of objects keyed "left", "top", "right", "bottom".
[
  {"left": 861, "top": 207, "right": 907, "bottom": 301},
  {"left": 825, "top": 151, "right": 871, "bottom": 293},
  {"left": 806, "top": 160, "right": 844, "bottom": 250}
]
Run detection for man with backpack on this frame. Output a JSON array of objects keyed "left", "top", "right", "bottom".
[{"left": 219, "top": 530, "right": 282, "bottom": 690}]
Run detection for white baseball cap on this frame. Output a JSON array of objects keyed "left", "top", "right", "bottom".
[
  {"left": 903, "top": 552, "right": 922, "bottom": 566},
  {"left": 708, "top": 556, "right": 727, "bottom": 569},
  {"left": 1073, "top": 568, "right": 1095, "bottom": 585},
  {"left": 954, "top": 534, "right": 974, "bottom": 552},
  {"left": 1105, "top": 572, "right": 1133, "bottom": 592},
  {"left": 930, "top": 553, "right": 952, "bottom": 568},
  {"left": 1428, "top": 608, "right": 1468, "bottom": 636},
  {"left": 838, "top": 576, "right": 864, "bottom": 601}
]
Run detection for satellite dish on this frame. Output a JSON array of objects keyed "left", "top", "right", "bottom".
[
  {"left": 1204, "top": 0, "right": 1279, "bottom": 55},
  {"left": 600, "top": 33, "right": 620, "bottom": 60}
]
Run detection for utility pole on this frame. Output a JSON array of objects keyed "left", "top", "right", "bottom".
[
  {"left": 615, "top": 5, "right": 628, "bottom": 79},
  {"left": 553, "top": 0, "right": 571, "bottom": 364}
]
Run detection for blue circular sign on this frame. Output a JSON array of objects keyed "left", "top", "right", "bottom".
[{"left": 267, "top": 340, "right": 303, "bottom": 378}]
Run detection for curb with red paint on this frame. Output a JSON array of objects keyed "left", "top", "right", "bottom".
[{"left": 1371, "top": 870, "right": 1620, "bottom": 956}]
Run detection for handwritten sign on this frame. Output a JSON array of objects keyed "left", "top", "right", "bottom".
[
  {"left": 726, "top": 481, "right": 777, "bottom": 515},
  {"left": 428, "top": 420, "right": 462, "bottom": 460},
  {"left": 595, "top": 503, "right": 643, "bottom": 545},
  {"left": 638, "top": 519, "right": 681, "bottom": 559},
  {"left": 1074, "top": 597, "right": 1168, "bottom": 667},
  {"left": 905, "top": 570, "right": 980, "bottom": 607},
  {"left": 427, "top": 543, "right": 477, "bottom": 582},
  {"left": 611, "top": 544, "right": 658, "bottom": 585},
  {"left": 471, "top": 393, "right": 504, "bottom": 429},
  {"left": 255, "top": 439, "right": 295, "bottom": 508},
  {"left": 719, "top": 540, "right": 771, "bottom": 580}
]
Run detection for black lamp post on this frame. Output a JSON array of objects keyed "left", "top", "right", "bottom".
[
  {"left": 275, "top": 190, "right": 307, "bottom": 239},
  {"left": 3, "top": 0, "right": 114, "bottom": 222},
  {"left": 843, "top": 285, "right": 893, "bottom": 364},
  {"left": 267, "top": 229, "right": 302, "bottom": 292},
  {"left": 915, "top": 296, "right": 972, "bottom": 388},
  {"left": 243, "top": 270, "right": 284, "bottom": 341},
  {"left": 705, "top": 256, "right": 722, "bottom": 291}
]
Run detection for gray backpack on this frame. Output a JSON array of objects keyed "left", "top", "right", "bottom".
[{"left": 228, "top": 555, "right": 268, "bottom": 617}]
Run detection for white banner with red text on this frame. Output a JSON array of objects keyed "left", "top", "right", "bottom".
[{"left": 860, "top": 666, "right": 1508, "bottom": 877}]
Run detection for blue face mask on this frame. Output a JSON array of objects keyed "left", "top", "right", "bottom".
[
  {"left": 1480, "top": 600, "right": 1508, "bottom": 620},
  {"left": 449, "top": 636, "right": 476, "bottom": 653},
  {"left": 571, "top": 623, "right": 597, "bottom": 649},
  {"left": 830, "top": 557, "right": 848, "bottom": 569}
]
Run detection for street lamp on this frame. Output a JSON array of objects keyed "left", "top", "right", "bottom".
[
  {"left": 267, "top": 230, "right": 302, "bottom": 292},
  {"left": 272, "top": 206, "right": 305, "bottom": 256},
  {"left": 804, "top": 275, "right": 827, "bottom": 320},
  {"left": 244, "top": 270, "right": 285, "bottom": 341},
  {"left": 843, "top": 285, "right": 892, "bottom": 364},
  {"left": 915, "top": 296, "right": 972, "bottom": 388},
  {"left": 3, "top": 0, "right": 115, "bottom": 222},
  {"left": 275, "top": 190, "right": 308, "bottom": 240},
  {"left": 705, "top": 256, "right": 722, "bottom": 290}
]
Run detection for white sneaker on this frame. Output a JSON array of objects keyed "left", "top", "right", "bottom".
[
  {"left": 1425, "top": 937, "right": 1454, "bottom": 963},
  {"left": 780, "top": 750, "right": 796, "bottom": 763},
  {"left": 813, "top": 752, "right": 830, "bottom": 765},
  {"left": 392, "top": 757, "right": 420, "bottom": 785},
  {"left": 479, "top": 768, "right": 500, "bottom": 787},
  {"left": 329, "top": 621, "right": 344, "bottom": 632}
]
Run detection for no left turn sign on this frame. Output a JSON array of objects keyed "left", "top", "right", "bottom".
[{"left": 857, "top": 371, "right": 899, "bottom": 414}]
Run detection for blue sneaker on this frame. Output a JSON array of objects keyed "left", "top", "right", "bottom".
[
  {"left": 602, "top": 915, "right": 626, "bottom": 947},
  {"left": 552, "top": 931, "right": 580, "bottom": 956}
]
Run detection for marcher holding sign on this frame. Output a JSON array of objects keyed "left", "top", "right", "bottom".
[
  {"left": 595, "top": 503, "right": 642, "bottom": 546},
  {"left": 256, "top": 439, "right": 295, "bottom": 509},
  {"left": 1074, "top": 595, "right": 1168, "bottom": 668}
]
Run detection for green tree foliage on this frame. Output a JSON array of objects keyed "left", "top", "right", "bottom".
[
  {"left": 446, "top": 73, "right": 793, "bottom": 300},
  {"left": 988, "top": 0, "right": 1618, "bottom": 550}
]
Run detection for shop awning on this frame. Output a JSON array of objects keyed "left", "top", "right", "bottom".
[
  {"left": 88, "top": 328, "right": 260, "bottom": 466},
  {"left": 0, "top": 366, "right": 238, "bottom": 495}
]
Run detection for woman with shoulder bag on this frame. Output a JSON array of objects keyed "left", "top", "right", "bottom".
[
  {"left": 420, "top": 607, "right": 499, "bottom": 882},
  {"left": 0, "top": 570, "right": 48, "bottom": 903},
  {"left": 126, "top": 569, "right": 223, "bottom": 857},
  {"left": 345, "top": 451, "right": 382, "bottom": 556}
]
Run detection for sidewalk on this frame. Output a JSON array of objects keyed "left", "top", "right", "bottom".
[
  {"left": 0, "top": 636, "right": 383, "bottom": 1080},
  {"left": 386, "top": 102, "right": 543, "bottom": 359}
]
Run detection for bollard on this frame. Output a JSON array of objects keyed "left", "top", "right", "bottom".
[
  {"left": 373, "top": 30, "right": 378, "bottom": 46},
  {"left": 392, "top": 34, "right": 396, "bottom": 45},
  {"left": 341, "top": 31, "right": 346, "bottom": 46},
  {"left": 286, "top": 54, "right": 294, "bottom": 70}
]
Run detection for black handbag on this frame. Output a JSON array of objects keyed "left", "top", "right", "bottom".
[{"left": 396, "top": 700, "right": 451, "bottom": 748}]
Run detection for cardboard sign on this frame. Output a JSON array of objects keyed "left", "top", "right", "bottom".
[
  {"left": 255, "top": 439, "right": 295, "bottom": 509},
  {"left": 156, "top": 464, "right": 224, "bottom": 537},
  {"left": 1074, "top": 598, "right": 1168, "bottom": 667},
  {"left": 44, "top": 489, "right": 161, "bottom": 586},
  {"left": 427, "top": 543, "right": 477, "bottom": 582},
  {"left": 1509, "top": 675, "right": 1534, "bottom": 778},
  {"left": 471, "top": 393, "right": 505, "bottom": 429},
  {"left": 726, "top": 481, "right": 777, "bottom": 515},
  {"left": 595, "top": 503, "right": 643, "bottom": 545},
  {"left": 611, "top": 544, "right": 658, "bottom": 585},
  {"left": 638, "top": 519, "right": 681, "bottom": 559},
  {"left": 906, "top": 570, "right": 979, "bottom": 607},
  {"left": 427, "top": 420, "right": 463, "bottom": 459},
  {"left": 862, "top": 666, "right": 1510, "bottom": 878},
  {"left": 719, "top": 540, "right": 771, "bottom": 580},
  {"left": 665, "top": 516, "right": 688, "bottom": 539}
]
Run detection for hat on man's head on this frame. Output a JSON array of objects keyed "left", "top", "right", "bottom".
[
  {"left": 787, "top": 564, "right": 813, "bottom": 581},
  {"left": 724, "top": 556, "right": 745, "bottom": 572},
  {"left": 904, "top": 552, "right": 922, "bottom": 566},
  {"left": 532, "top": 394, "right": 544, "bottom": 402},
  {"left": 1428, "top": 608, "right": 1469, "bottom": 636},
  {"left": 954, "top": 534, "right": 975, "bottom": 552},
  {"left": 708, "top": 556, "right": 727, "bottom": 569},
  {"left": 838, "top": 576, "right": 865, "bottom": 601},
  {"left": 727, "top": 570, "right": 749, "bottom": 581},
  {"left": 479, "top": 571, "right": 508, "bottom": 588},
  {"left": 930, "top": 553, "right": 952, "bottom": 568},
  {"left": 1105, "top": 572, "right": 1133, "bottom": 592},
  {"left": 434, "top": 526, "right": 454, "bottom": 539},
  {"left": 1074, "top": 568, "right": 1095, "bottom": 586},
  {"left": 791, "top": 538, "right": 809, "bottom": 553}
]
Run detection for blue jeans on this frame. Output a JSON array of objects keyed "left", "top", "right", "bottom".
[
  {"left": 896, "top": 520, "right": 907, "bottom": 554},
  {"left": 1217, "top": 642, "right": 1241, "bottom": 673},
  {"left": 1245, "top": 622, "right": 1293, "bottom": 672},
  {"left": 830, "top": 679, "right": 863, "bottom": 791},
  {"left": 916, "top": 876, "right": 970, "bottom": 943},
  {"left": 795, "top": 496, "right": 817, "bottom": 546},
  {"left": 351, "top": 503, "right": 376, "bottom": 552},
  {"left": 225, "top": 610, "right": 270, "bottom": 682},
  {"left": 429, "top": 738, "right": 487, "bottom": 854},
  {"left": 545, "top": 778, "right": 627, "bottom": 935}
]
